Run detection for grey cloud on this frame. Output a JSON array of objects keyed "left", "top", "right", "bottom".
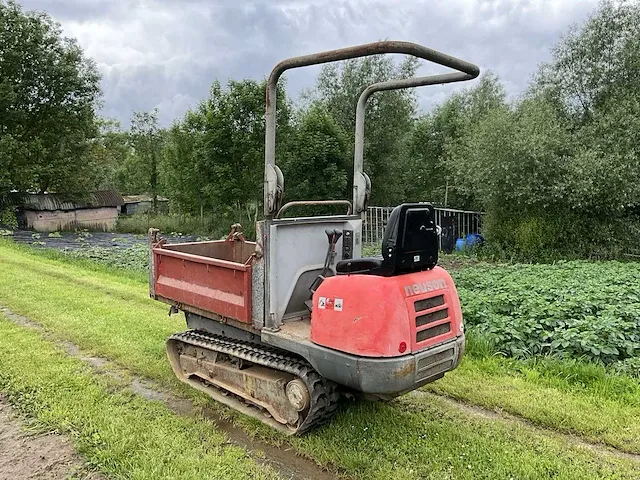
[{"left": 21, "top": 0, "right": 599, "bottom": 126}]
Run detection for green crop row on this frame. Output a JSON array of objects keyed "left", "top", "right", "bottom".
[
  {"left": 452, "top": 261, "right": 640, "bottom": 371},
  {"left": 63, "top": 244, "right": 150, "bottom": 272}
]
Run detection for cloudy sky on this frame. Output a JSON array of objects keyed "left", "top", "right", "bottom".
[{"left": 22, "top": 0, "right": 598, "bottom": 126}]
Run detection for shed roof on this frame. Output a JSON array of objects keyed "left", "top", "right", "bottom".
[
  {"left": 21, "top": 191, "right": 124, "bottom": 211},
  {"left": 122, "top": 194, "right": 169, "bottom": 203}
]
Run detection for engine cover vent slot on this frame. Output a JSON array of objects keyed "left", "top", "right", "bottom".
[
  {"left": 414, "top": 294, "right": 445, "bottom": 312},
  {"left": 415, "top": 308, "right": 448, "bottom": 327},
  {"left": 416, "top": 322, "right": 451, "bottom": 343}
]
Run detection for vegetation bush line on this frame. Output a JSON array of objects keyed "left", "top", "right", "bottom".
[
  {"left": 116, "top": 213, "right": 231, "bottom": 238},
  {"left": 479, "top": 211, "right": 640, "bottom": 262}
]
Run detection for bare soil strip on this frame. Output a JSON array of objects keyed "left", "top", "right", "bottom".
[
  {"left": 0, "top": 395, "right": 103, "bottom": 480},
  {"left": 0, "top": 306, "right": 337, "bottom": 480}
]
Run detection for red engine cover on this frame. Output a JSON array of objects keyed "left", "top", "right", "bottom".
[{"left": 311, "top": 266, "right": 463, "bottom": 357}]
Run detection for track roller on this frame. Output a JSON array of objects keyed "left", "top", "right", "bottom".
[{"left": 166, "top": 330, "right": 340, "bottom": 435}]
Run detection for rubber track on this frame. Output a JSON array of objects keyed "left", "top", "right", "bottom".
[{"left": 168, "top": 330, "right": 341, "bottom": 434}]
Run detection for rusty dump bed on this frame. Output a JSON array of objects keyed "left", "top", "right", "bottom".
[{"left": 151, "top": 239, "right": 256, "bottom": 323}]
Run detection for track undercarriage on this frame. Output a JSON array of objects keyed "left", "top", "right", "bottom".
[{"left": 166, "top": 330, "right": 340, "bottom": 435}]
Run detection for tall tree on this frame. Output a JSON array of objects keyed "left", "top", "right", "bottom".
[
  {"left": 0, "top": 0, "right": 101, "bottom": 197},
  {"left": 314, "top": 55, "right": 418, "bottom": 205},
  {"left": 88, "top": 118, "right": 130, "bottom": 191},
  {"left": 532, "top": 0, "right": 640, "bottom": 119},
  {"left": 405, "top": 73, "right": 507, "bottom": 209},
  {"left": 282, "top": 104, "right": 349, "bottom": 205},
  {"left": 161, "top": 112, "right": 203, "bottom": 214},
  {"left": 120, "top": 109, "right": 164, "bottom": 209},
  {"left": 161, "top": 80, "right": 292, "bottom": 223}
]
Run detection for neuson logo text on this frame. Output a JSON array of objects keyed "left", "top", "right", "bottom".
[{"left": 404, "top": 279, "right": 447, "bottom": 297}]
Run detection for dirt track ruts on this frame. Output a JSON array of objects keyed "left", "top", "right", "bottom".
[
  {"left": 0, "top": 306, "right": 338, "bottom": 480},
  {"left": 0, "top": 395, "right": 103, "bottom": 480}
]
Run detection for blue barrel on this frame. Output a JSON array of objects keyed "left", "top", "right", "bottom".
[
  {"left": 466, "top": 233, "right": 484, "bottom": 247},
  {"left": 455, "top": 238, "right": 466, "bottom": 251}
]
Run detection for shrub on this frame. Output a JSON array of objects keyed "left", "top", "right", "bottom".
[
  {"left": 0, "top": 207, "right": 18, "bottom": 229},
  {"left": 116, "top": 213, "right": 236, "bottom": 239},
  {"left": 481, "top": 210, "right": 640, "bottom": 262}
]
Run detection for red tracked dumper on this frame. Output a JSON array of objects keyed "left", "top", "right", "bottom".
[{"left": 149, "top": 41, "right": 479, "bottom": 434}]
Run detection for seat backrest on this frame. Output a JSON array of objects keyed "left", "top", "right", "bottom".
[{"left": 380, "top": 203, "right": 439, "bottom": 275}]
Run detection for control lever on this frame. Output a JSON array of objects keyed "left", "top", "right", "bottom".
[
  {"left": 324, "top": 228, "right": 342, "bottom": 271},
  {"left": 306, "top": 229, "right": 343, "bottom": 310}
]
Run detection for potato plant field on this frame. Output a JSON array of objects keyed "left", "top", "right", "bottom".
[
  {"left": 452, "top": 261, "right": 640, "bottom": 375},
  {"left": 1, "top": 239, "right": 639, "bottom": 479}
]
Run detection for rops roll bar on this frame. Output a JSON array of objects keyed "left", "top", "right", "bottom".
[
  {"left": 353, "top": 71, "right": 477, "bottom": 213},
  {"left": 264, "top": 41, "right": 480, "bottom": 218}
]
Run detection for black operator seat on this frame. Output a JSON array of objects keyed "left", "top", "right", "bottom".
[{"left": 336, "top": 203, "right": 439, "bottom": 277}]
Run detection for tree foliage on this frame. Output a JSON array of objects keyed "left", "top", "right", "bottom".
[
  {"left": 405, "top": 73, "right": 507, "bottom": 208},
  {"left": 532, "top": 0, "right": 640, "bottom": 119},
  {"left": 282, "top": 104, "right": 349, "bottom": 204},
  {"left": 3, "top": 0, "right": 639, "bottom": 259},
  {"left": 118, "top": 110, "right": 164, "bottom": 207},
  {"left": 0, "top": 0, "right": 101, "bottom": 197},
  {"left": 162, "top": 80, "right": 291, "bottom": 223},
  {"left": 89, "top": 119, "right": 130, "bottom": 191},
  {"left": 314, "top": 55, "right": 418, "bottom": 205},
  {"left": 447, "top": 0, "right": 640, "bottom": 259}
]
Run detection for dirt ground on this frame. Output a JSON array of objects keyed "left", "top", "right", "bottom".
[{"left": 0, "top": 396, "right": 100, "bottom": 480}]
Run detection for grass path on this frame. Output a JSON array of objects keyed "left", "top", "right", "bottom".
[
  {"left": 2, "top": 242, "right": 640, "bottom": 479},
  {"left": 0, "top": 314, "right": 279, "bottom": 480}
]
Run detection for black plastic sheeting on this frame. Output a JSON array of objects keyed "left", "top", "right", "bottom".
[{"left": 8, "top": 230, "right": 199, "bottom": 251}]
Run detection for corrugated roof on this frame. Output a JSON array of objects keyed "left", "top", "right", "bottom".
[
  {"left": 122, "top": 194, "right": 169, "bottom": 203},
  {"left": 21, "top": 191, "right": 124, "bottom": 211}
]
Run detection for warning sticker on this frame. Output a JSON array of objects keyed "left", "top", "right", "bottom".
[
  {"left": 335, "top": 298, "right": 343, "bottom": 311},
  {"left": 318, "top": 297, "right": 326, "bottom": 309},
  {"left": 318, "top": 297, "right": 343, "bottom": 311}
]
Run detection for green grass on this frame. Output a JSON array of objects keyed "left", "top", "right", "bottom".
[
  {"left": 0, "top": 315, "right": 278, "bottom": 480},
  {"left": 1, "top": 241, "right": 640, "bottom": 478},
  {"left": 291, "top": 394, "right": 639, "bottom": 480},
  {"left": 4, "top": 239, "right": 148, "bottom": 283},
  {"left": 425, "top": 346, "right": 640, "bottom": 453},
  {"left": 117, "top": 213, "right": 228, "bottom": 238}
]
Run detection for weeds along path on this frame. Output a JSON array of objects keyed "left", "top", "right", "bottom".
[
  {"left": 0, "top": 312, "right": 281, "bottom": 480},
  {"left": 0, "top": 307, "right": 337, "bottom": 480},
  {"left": 2, "top": 242, "right": 640, "bottom": 479}
]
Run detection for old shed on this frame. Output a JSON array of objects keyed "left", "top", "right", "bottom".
[
  {"left": 122, "top": 194, "right": 169, "bottom": 215},
  {"left": 18, "top": 191, "right": 124, "bottom": 232}
]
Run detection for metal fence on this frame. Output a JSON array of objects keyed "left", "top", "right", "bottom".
[{"left": 363, "top": 205, "right": 484, "bottom": 245}]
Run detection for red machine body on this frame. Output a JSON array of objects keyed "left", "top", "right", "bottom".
[{"left": 311, "top": 266, "right": 463, "bottom": 357}]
